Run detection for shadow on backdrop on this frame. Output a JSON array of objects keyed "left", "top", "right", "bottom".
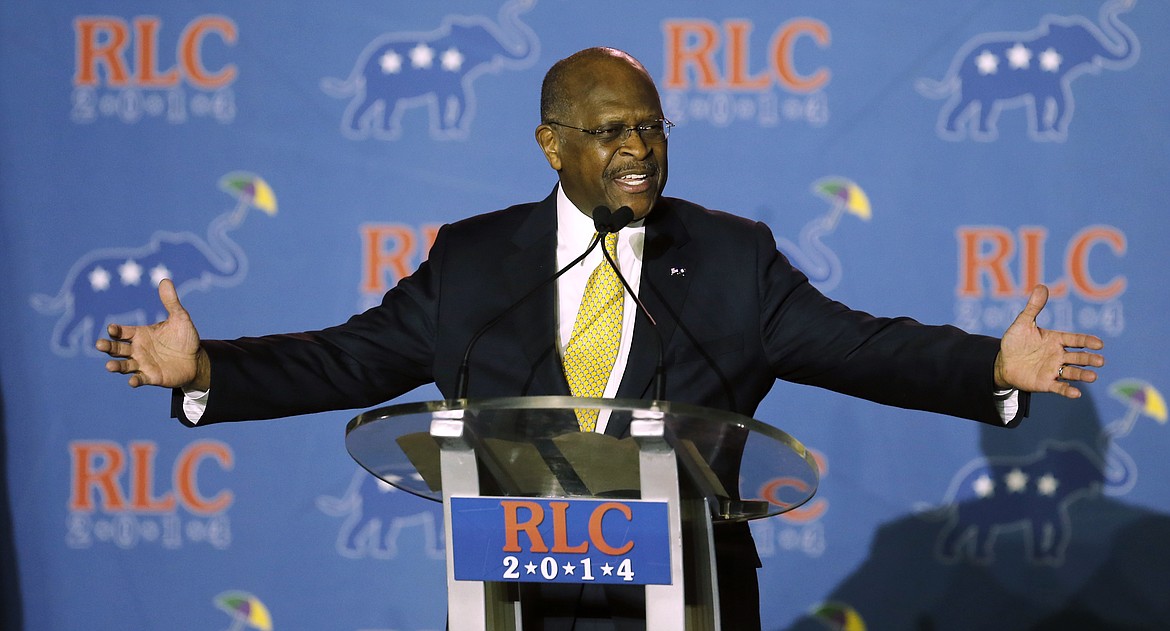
[
  {"left": 785, "top": 391, "right": 1170, "bottom": 630},
  {"left": 1, "top": 377, "right": 24, "bottom": 630}
]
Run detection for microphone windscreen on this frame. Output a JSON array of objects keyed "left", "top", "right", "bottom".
[
  {"left": 610, "top": 206, "right": 634, "bottom": 232},
  {"left": 592, "top": 205, "right": 634, "bottom": 233},
  {"left": 592, "top": 205, "right": 614, "bottom": 233}
]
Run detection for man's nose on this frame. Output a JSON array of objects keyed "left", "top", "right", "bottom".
[{"left": 618, "top": 129, "right": 651, "bottom": 158}]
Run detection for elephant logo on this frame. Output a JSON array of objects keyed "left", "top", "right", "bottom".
[
  {"left": 926, "top": 442, "right": 1107, "bottom": 565},
  {"left": 772, "top": 177, "right": 871, "bottom": 293},
  {"left": 918, "top": 380, "right": 1163, "bottom": 567},
  {"left": 917, "top": 0, "right": 1139, "bottom": 141},
  {"left": 31, "top": 172, "right": 276, "bottom": 357},
  {"left": 321, "top": 0, "right": 540, "bottom": 141},
  {"left": 315, "top": 469, "right": 445, "bottom": 560}
]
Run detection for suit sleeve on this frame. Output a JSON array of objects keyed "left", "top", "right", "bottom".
[
  {"left": 753, "top": 221, "right": 1026, "bottom": 426},
  {"left": 171, "top": 225, "right": 451, "bottom": 425}
]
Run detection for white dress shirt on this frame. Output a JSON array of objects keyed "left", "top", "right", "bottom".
[{"left": 554, "top": 185, "right": 645, "bottom": 433}]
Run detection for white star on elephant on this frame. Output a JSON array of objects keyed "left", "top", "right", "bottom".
[
  {"left": 1005, "top": 468, "right": 1029, "bottom": 493},
  {"left": 440, "top": 47, "right": 464, "bottom": 72},
  {"left": 118, "top": 259, "right": 143, "bottom": 286},
  {"left": 88, "top": 266, "right": 111, "bottom": 292},
  {"left": 973, "top": 473, "right": 995, "bottom": 497},
  {"left": 1006, "top": 43, "right": 1032, "bottom": 70},
  {"left": 975, "top": 50, "right": 999, "bottom": 75},
  {"left": 409, "top": 42, "right": 435, "bottom": 69},
  {"left": 379, "top": 50, "right": 403, "bottom": 74},
  {"left": 1039, "top": 47, "right": 1063, "bottom": 72},
  {"left": 1037, "top": 473, "right": 1060, "bottom": 496}
]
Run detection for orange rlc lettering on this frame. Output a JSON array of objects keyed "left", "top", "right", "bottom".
[
  {"left": 175, "top": 440, "right": 234, "bottom": 515},
  {"left": 70, "top": 440, "right": 232, "bottom": 515},
  {"left": 765, "top": 478, "right": 828, "bottom": 522},
  {"left": 665, "top": 18, "right": 831, "bottom": 92},
  {"left": 501, "top": 500, "right": 548, "bottom": 553},
  {"left": 958, "top": 225, "right": 1126, "bottom": 301},
  {"left": 1067, "top": 225, "right": 1126, "bottom": 301},
  {"left": 725, "top": 20, "right": 770, "bottom": 89},
  {"left": 133, "top": 17, "right": 180, "bottom": 86},
  {"left": 663, "top": 19, "right": 721, "bottom": 89},
  {"left": 588, "top": 502, "right": 634, "bottom": 556},
  {"left": 360, "top": 224, "right": 416, "bottom": 293},
  {"left": 74, "top": 17, "right": 131, "bottom": 87},
  {"left": 1018, "top": 227, "right": 1064, "bottom": 297},
  {"left": 180, "top": 15, "right": 238, "bottom": 89},
  {"left": 549, "top": 502, "right": 589, "bottom": 553},
  {"left": 772, "top": 18, "right": 831, "bottom": 93},
  {"left": 69, "top": 441, "right": 128, "bottom": 511},
  {"left": 74, "top": 15, "right": 236, "bottom": 89},
  {"left": 130, "top": 442, "right": 177, "bottom": 512},
  {"left": 775, "top": 447, "right": 828, "bottom": 523},
  {"left": 957, "top": 226, "right": 1016, "bottom": 298}
]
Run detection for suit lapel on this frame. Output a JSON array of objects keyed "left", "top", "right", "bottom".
[
  {"left": 501, "top": 190, "right": 572, "bottom": 396},
  {"left": 609, "top": 200, "right": 693, "bottom": 435}
]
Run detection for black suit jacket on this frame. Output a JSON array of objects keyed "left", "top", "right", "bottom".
[
  {"left": 174, "top": 189, "right": 1026, "bottom": 628},
  {"left": 179, "top": 189, "right": 1024, "bottom": 428}
]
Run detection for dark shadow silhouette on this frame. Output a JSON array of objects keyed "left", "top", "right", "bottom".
[
  {"left": 785, "top": 391, "right": 1170, "bottom": 630},
  {"left": 0, "top": 378, "right": 24, "bottom": 630}
]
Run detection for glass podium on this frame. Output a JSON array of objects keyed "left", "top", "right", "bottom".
[{"left": 346, "top": 396, "right": 818, "bottom": 630}]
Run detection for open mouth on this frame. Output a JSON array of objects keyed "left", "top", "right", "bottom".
[{"left": 610, "top": 166, "right": 658, "bottom": 194}]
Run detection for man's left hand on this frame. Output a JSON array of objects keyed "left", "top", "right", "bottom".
[{"left": 994, "top": 284, "right": 1105, "bottom": 398}]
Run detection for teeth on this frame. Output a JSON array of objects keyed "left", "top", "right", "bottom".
[{"left": 618, "top": 174, "right": 647, "bottom": 182}]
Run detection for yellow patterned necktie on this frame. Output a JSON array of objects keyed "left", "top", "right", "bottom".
[{"left": 563, "top": 233, "right": 624, "bottom": 432}]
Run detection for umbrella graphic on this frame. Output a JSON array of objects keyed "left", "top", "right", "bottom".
[
  {"left": 218, "top": 172, "right": 279, "bottom": 227},
  {"left": 215, "top": 591, "right": 273, "bottom": 631},
  {"left": 813, "top": 177, "right": 871, "bottom": 230},
  {"left": 809, "top": 600, "right": 867, "bottom": 631},
  {"left": 776, "top": 176, "right": 873, "bottom": 293},
  {"left": 1107, "top": 379, "right": 1167, "bottom": 437}
]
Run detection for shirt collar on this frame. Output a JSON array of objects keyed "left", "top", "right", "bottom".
[{"left": 555, "top": 184, "right": 646, "bottom": 247}]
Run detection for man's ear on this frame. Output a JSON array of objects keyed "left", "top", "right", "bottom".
[{"left": 535, "top": 124, "right": 562, "bottom": 170}]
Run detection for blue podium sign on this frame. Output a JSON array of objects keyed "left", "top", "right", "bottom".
[{"left": 450, "top": 496, "right": 672, "bottom": 585}]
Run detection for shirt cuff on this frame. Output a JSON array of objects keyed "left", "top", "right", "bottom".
[
  {"left": 993, "top": 388, "right": 1019, "bottom": 425},
  {"left": 181, "top": 387, "right": 209, "bottom": 425}
]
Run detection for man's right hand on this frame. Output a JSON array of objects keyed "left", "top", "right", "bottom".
[{"left": 96, "top": 278, "right": 210, "bottom": 391}]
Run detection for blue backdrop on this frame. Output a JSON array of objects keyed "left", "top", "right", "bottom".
[{"left": 2, "top": 1, "right": 1168, "bottom": 629}]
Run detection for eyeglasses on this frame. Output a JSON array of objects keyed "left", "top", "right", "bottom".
[{"left": 546, "top": 118, "right": 674, "bottom": 145}]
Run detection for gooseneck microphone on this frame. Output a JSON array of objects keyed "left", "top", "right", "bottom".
[
  {"left": 593, "top": 208, "right": 668, "bottom": 401},
  {"left": 454, "top": 205, "right": 666, "bottom": 401},
  {"left": 591, "top": 204, "right": 634, "bottom": 234}
]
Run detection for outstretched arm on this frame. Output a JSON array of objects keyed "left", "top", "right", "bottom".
[
  {"left": 994, "top": 284, "right": 1104, "bottom": 399},
  {"left": 96, "top": 279, "right": 210, "bottom": 391}
]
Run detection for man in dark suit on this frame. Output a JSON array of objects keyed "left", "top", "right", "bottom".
[{"left": 97, "top": 47, "right": 1104, "bottom": 630}]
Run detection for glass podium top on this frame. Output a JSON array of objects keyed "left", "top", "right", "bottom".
[{"left": 346, "top": 396, "right": 819, "bottom": 522}]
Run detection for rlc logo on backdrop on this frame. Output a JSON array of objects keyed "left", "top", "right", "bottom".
[
  {"left": 661, "top": 17, "right": 831, "bottom": 129},
  {"left": 917, "top": 379, "right": 1164, "bottom": 566},
  {"left": 955, "top": 225, "right": 1125, "bottom": 337},
  {"left": 72, "top": 15, "right": 238, "bottom": 124},
  {"left": 67, "top": 440, "right": 234, "bottom": 550},
  {"left": 917, "top": 0, "right": 1139, "bottom": 142},
  {"left": 750, "top": 447, "right": 830, "bottom": 560},
  {"left": 322, "top": 0, "right": 540, "bottom": 141},
  {"left": 316, "top": 470, "right": 444, "bottom": 560},
  {"left": 31, "top": 172, "right": 276, "bottom": 357},
  {"left": 358, "top": 223, "right": 442, "bottom": 310}
]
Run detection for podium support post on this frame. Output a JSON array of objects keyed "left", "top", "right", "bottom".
[
  {"left": 632, "top": 411, "right": 720, "bottom": 631},
  {"left": 432, "top": 411, "right": 519, "bottom": 631}
]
